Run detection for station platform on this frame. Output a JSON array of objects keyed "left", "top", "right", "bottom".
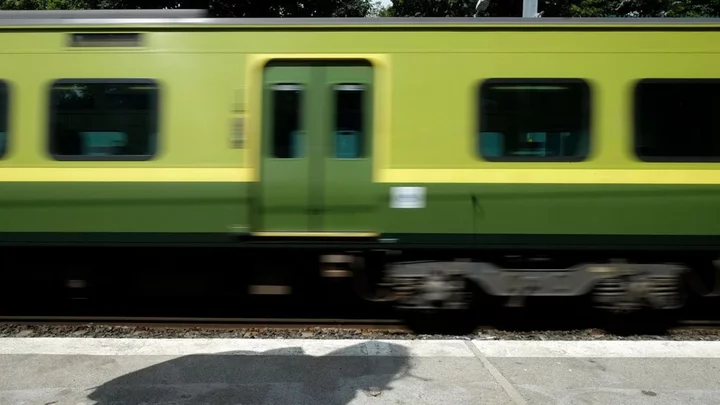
[{"left": 1, "top": 337, "right": 719, "bottom": 404}]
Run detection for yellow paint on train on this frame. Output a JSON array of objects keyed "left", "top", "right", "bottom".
[
  {"left": 0, "top": 168, "right": 252, "bottom": 182},
  {"left": 377, "top": 169, "right": 720, "bottom": 185},
  {"left": 0, "top": 166, "right": 718, "bottom": 185}
]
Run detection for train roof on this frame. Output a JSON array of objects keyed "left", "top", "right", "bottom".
[{"left": 0, "top": 9, "right": 719, "bottom": 30}]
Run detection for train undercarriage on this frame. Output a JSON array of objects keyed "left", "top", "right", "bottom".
[
  {"left": 2, "top": 244, "right": 719, "bottom": 333},
  {"left": 320, "top": 248, "right": 720, "bottom": 332}
]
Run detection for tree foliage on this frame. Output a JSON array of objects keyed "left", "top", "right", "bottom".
[
  {"left": 0, "top": 0, "right": 718, "bottom": 17},
  {"left": 381, "top": 0, "right": 720, "bottom": 17},
  {"left": 0, "top": 0, "right": 381, "bottom": 16},
  {"left": 0, "top": 0, "right": 91, "bottom": 9},
  {"left": 386, "top": 0, "right": 477, "bottom": 17}
]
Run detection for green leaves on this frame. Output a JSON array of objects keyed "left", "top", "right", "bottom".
[
  {"left": 0, "top": 0, "right": 379, "bottom": 17},
  {"left": 382, "top": 0, "right": 720, "bottom": 17},
  {"left": 0, "top": 0, "right": 717, "bottom": 18}
]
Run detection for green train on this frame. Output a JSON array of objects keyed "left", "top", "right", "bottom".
[{"left": 1, "top": 9, "right": 720, "bottom": 322}]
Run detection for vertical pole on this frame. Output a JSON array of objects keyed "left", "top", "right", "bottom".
[{"left": 523, "top": 0, "right": 538, "bottom": 17}]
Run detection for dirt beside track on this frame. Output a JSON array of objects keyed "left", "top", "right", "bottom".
[{"left": 1, "top": 319, "right": 719, "bottom": 341}]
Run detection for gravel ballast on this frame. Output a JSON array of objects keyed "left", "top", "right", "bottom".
[{"left": 1, "top": 323, "right": 719, "bottom": 341}]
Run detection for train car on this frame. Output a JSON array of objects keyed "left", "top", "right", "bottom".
[{"left": 1, "top": 9, "right": 719, "bottom": 325}]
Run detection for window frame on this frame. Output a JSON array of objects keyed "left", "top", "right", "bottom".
[
  {"left": 477, "top": 78, "right": 591, "bottom": 163},
  {"left": 268, "top": 83, "right": 305, "bottom": 159},
  {"left": 0, "top": 80, "right": 9, "bottom": 160},
  {"left": 48, "top": 78, "right": 160, "bottom": 162},
  {"left": 331, "top": 82, "right": 367, "bottom": 160},
  {"left": 633, "top": 78, "right": 720, "bottom": 163}
]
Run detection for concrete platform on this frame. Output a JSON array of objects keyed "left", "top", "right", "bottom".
[{"left": 0, "top": 338, "right": 719, "bottom": 404}]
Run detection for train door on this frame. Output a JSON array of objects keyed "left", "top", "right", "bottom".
[{"left": 257, "top": 61, "right": 376, "bottom": 235}]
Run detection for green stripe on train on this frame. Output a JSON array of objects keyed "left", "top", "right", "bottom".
[{"left": 0, "top": 182, "right": 718, "bottom": 236}]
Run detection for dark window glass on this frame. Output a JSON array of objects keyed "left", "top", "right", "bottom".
[
  {"left": 271, "top": 84, "right": 303, "bottom": 158},
  {"left": 635, "top": 79, "right": 720, "bottom": 162},
  {"left": 49, "top": 80, "right": 158, "bottom": 160},
  {"left": 333, "top": 84, "right": 365, "bottom": 159},
  {"left": 0, "top": 82, "right": 7, "bottom": 158},
  {"left": 478, "top": 79, "right": 590, "bottom": 161}
]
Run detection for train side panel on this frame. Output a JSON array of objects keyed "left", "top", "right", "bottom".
[
  {"left": 0, "top": 26, "right": 718, "bottom": 250},
  {"left": 381, "top": 49, "right": 720, "bottom": 249},
  {"left": 0, "top": 44, "right": 250, "bottom": 241}
]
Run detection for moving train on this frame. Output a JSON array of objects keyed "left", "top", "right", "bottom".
[{"left": 1, "top": 9, "right": 719, "bottom": 325}]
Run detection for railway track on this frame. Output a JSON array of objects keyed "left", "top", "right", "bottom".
[
  {"left": 0, "top": 315, "right": 408, "bottom": 331},
  {"left": 1, "top": 291, "right": 719, "bottom": 337},
  {"left": 1, "top": 315, "right": 720, "bottom": 340}
]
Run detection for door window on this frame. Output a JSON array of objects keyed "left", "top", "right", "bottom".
[
  {"left": 332, "top": 84, "right": 365, "bottom": 159},
  {"left": 270, "top": 84, "right": 304, "bottom": 159}
]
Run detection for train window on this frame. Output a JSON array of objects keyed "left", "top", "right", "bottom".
[
  {"left": 270, "top": 84, "right": 304, "bottom": 159},
  {"left": 333, "top": 84, "right": 365, "bottom": 159},
  {"left": 635, "top": 79, "right": 720, "bottom": 162},
  {"left": 0, "top": 81, "right": 7, "bottom": 159},
  {"left": 478, "top": 79, "right": 590, "bottom": 162},
  {"left": 49, "top": 79, "right": 158, "bottom": 161}
]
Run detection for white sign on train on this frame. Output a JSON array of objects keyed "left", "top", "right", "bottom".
[{"left": 390, "top": 186, "right": 426, "bottom": 209}]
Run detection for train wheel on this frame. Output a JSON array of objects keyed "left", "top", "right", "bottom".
[{"left": 393, "top": 274, "right": 479, "bottom": 335}]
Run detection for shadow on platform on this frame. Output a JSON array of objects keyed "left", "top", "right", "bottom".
[{"left": 86, "top": 342, "right": 414, "bottom": 405}]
